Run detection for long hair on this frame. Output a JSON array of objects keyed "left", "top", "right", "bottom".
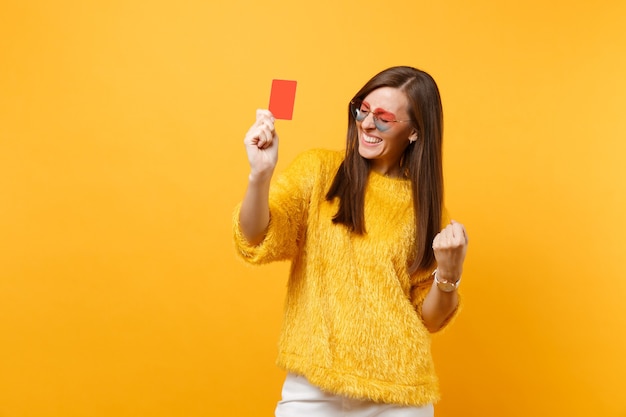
[{"left": 325, "top": 66, "right": 444, "bottom": 275}]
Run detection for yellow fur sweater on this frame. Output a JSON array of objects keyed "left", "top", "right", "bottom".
[{"left": 233, "top": 149, "right": 456, "bottom": 406}]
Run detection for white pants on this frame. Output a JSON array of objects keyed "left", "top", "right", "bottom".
[{"left": 275, "top": 373, "right": 434, "bottom": 417}]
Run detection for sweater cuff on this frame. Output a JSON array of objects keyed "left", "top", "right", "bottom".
[{"left": 232, "top": 203, "right": 270, "bottom": 263}]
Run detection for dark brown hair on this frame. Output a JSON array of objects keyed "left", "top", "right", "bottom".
[{"left": 326, "top": 66, "right": 444, "bottom": 275}]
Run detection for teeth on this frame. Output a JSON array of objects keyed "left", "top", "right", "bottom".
[{"left": 363, "top": 134, "right": 382, "bottom": 144}]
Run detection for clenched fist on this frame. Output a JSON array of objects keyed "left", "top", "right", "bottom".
[
  {"left": 244, "top": 109, "right": 279, "bottom": 181},
  {"left": 432, "top": 220, "right": 468, "bottom": 283}
]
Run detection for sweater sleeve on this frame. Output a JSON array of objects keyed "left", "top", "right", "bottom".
[{"left": 232, "top": 149, "right": 322, "bottom": 264}]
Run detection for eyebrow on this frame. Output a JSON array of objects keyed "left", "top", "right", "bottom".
[{"left": 362, "top": 100, "right": 397, "bottom": 117}]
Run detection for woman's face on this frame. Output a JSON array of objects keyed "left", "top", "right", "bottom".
[{"left": 355, "top": 87, "right": 417, "bottom": 177}]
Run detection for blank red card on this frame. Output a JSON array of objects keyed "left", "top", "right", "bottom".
[{"left": 269, "top": 79, "right": 297, "bottom": 120}]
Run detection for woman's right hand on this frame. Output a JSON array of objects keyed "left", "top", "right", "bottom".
[{"left": 244, "top": 109, "right": 279, "bottom": 182}]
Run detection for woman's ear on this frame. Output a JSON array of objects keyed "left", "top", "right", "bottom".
[{"left": 408, "top": 131, "right": 418, "bottom": 143}]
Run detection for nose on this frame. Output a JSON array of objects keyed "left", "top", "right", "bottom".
[{"left": 360, "top": 112, "right": 376, "bottom": 129}]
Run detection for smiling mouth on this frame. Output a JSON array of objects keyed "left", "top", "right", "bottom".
[{"left": 362, "top": 133, "right": 382, "bottom": 144}]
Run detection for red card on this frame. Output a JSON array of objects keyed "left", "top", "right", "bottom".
[{"left": 269, "top": 79, "right": 297, "bottom": 120}]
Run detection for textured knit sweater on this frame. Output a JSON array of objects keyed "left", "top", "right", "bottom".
[{"left": 233, "top": 148, "right": 456, "bottom": 406}]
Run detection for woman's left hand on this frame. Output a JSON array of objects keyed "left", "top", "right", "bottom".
[{"left": 432, "top": 220, "right": 469, "bottom": 282}]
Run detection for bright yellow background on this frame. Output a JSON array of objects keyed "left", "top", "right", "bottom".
[{"left": 1, "top": 1, "right": 625, "bottom": 416}]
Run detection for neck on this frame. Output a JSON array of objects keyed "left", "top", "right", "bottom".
[{"left": 371, "top": 164, "right": 404, "bottom": 178}]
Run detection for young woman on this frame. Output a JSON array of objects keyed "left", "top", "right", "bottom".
[{"left": 234, "top": 66, "right": 468, "bottom": 417}]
